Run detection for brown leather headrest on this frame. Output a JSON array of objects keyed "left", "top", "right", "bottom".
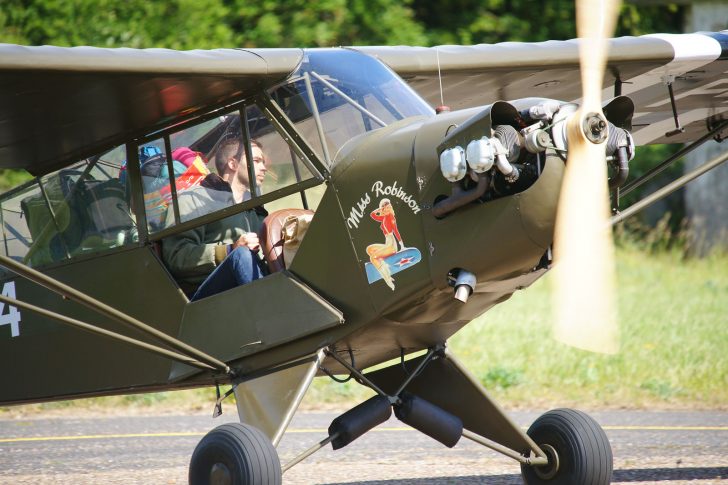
[{"left": 259, "top": 208, "right": 314, "bottom": 273}]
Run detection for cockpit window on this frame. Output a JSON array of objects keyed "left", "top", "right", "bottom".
[
  {"left": 0, "top": 145, "right": 136, "bottom": 267},
  {"left": 140, "top": 103, "right": 319, "bottom": 234},
  {"left": 269, "top": 49, "right": 434, "bottom": 165}
]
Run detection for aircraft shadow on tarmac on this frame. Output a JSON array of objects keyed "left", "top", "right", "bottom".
[{"left": 323, "top": 466, "right": 728, "bottom": 485}]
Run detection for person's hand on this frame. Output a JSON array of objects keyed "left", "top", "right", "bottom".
[{"left": 234, "top": 232, "right": 260, "bottom": 252}]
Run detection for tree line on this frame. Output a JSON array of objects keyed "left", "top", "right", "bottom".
[
  {"left": 1, "top": 0, "right": 685, "bottom": 49},
  {"left": 0, "top": 0, "right": 685, "bottom": 190}
]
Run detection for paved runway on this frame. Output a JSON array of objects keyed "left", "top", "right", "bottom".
[{"left": 0, "top": 410, "right": 726, "bottom": 484}]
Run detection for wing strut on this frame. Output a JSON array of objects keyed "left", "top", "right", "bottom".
[
  {"left": 612, "top": 148, "right": 728, "bottom": 224},
  {"left": 620, "top": 120, "right": 728, "bottom": 198},
  {"left": 0, "top": 294, "right": 215, "bottom": 371},
  {"left": 0, "top": 253, "right": 231, "bottom": 374}
]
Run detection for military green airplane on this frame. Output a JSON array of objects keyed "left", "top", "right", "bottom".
[{"left": 1, "top": 2, "right": 727, "bottom": 483}]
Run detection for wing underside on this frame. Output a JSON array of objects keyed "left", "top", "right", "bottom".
[
  {"left": 1, "top": 32, "right": 726, "bottom": 176},
  {"left": 0, "top": 45, "right": 303, "bottom": 175},
  {"left": 356, "top": 32, "right": 728, "bottom": 146}
]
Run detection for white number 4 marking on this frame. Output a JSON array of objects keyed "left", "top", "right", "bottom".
[{"left": 0, "top": 281, "right": 21, "bottom": 337}]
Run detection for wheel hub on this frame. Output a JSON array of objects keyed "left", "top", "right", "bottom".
[
  {"left": 210, "top": 462, "right": 232, "bottom": 485},
  {"left": 533, "top": 443, "right": 560, "bottom": 480}
]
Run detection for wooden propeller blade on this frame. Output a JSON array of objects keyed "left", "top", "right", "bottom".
[
  {"left": 578, "top": 0, "right": 620, "bottom": 113},
  {"left": 552, "top": 0, "right": 621, "bottom": 354}
]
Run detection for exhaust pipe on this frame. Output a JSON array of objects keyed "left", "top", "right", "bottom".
[{"left": 450, "top": 269, "right": 476, "bottom": 303}]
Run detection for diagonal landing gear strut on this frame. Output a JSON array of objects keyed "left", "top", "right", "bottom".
[{"left": 282, "top": 344, "right": 616, "bottom": 482}]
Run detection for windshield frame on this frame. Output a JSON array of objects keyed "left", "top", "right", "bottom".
[{"left": 268, "top": 48, "right": 434, "bottom": 168}]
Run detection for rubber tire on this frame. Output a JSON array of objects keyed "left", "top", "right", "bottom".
[
  {"left": 521, "top": 408, "right": 612, "bottom": 485},
  {"left": 189, "top": 423, "right": 281, "bottom": 485}
]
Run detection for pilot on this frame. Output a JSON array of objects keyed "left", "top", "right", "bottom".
[{"left": 162, "top": 136, "right": 268, "bottom": 300}]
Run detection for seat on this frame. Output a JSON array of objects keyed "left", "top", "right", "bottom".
[{"left": 259, "top": 209, "right": 314, "bottom": 273}]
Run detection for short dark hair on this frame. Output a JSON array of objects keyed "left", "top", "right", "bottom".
[{"left": 214, "top": 137, "right": 262, "bottom": 174}]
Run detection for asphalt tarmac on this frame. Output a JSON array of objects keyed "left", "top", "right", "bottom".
[{"left": 0, "top": 410, "right": 726, "bottom": 484}]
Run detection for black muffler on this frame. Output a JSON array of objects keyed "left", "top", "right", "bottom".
[
  {"left": 328, "top": 395, "right": 392, "bottom": 450},
  {"left": 394, "top": 392, "right": 463, "bottom": 448}
]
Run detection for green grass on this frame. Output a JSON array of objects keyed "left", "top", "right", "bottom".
[
  {"left": 444, "top": 247, "right": 728, "bottom": 409},
  {"left": 309, "top": 245, "right": 728, "bottom": 410},
  {"left": 2, "top": 246, "right": 726, "bottom": 416}
]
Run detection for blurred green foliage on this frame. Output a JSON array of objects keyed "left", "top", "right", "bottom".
[
  {"left": 0, "top": 0, "right": 687, "bottom": 227},
  {"left": 0, "top": 0, "right": 686, "bottom": 49}
]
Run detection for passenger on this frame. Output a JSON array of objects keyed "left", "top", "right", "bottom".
[{"left": 162, "top": 137, "right": 268, "bottom": 300}]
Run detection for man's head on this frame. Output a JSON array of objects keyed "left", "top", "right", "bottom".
[{"left": 215, "top": 137, "right": 267, "bottom": 200}]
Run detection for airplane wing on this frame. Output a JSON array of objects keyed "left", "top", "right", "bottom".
[
  {"left": 2, "top": 32, "right": 726, "bottom": 176},
  {"left": 356, "top": 31, "right": 728, "bottom": 146},
  {"left": 0, "top": 45, "right": 303, "bottom": 175}
]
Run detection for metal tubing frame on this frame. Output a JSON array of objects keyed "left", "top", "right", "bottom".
[
  {"left": 0, "top": 251, "right": 230, "bottom": 373},
  {"left": 281, "top": 434, "right": 337, "bottom": 474},
  {"left": 620, "top": 119, "right": 728, "bottom": 197},
  {"left": 241, "top": 105, "right": 260, "bottom": 199},
  {"left": 24, "top": 155, "right": 104, "bottom": 263},
  {"left": 442, "top": 348, "right": 549, "bottom": 464},
  {"left": 270, "top": 349, "right": 325, "bottom": 446},
  {"left": 664, "top": 81, "right": 685, "bottom": 137},
  {"left": 462, "top": 429, "right": 548, "bottom": 466},
  {"left": 131, "top": 93, "right": 326, "bottom": 243},
  {"left": 0, "top": 294, "right": 214, "bottom": 370},
  {"left": 148, "top": 177, "right": 321, "bottom": 242},
  {"left": 303, "top": 72, "right": 332, "bottom": 165},
  {"left": 36, "top": 178, "right": 71, "bottom": 259},
  {"left": 324, "top": 348, "right": 388, "bottom": 398},
  {"left": 163, "top": 135, "right": 182, "bottom": 226},
  {"left": 394, "top": 347, "right": 438, "bottom": 396},
  {"left": 282, "top": 347, "right": 436, "bottom": 475},
  {"left": 0, "top": 203, "right": 8, "bottom": 257},
  {"left": 125, "top": 142, "right": 149, "bottom": 245},
  {"left": 309, "top": 71, "right": 388, "bottom": 128},
  {"left": 257, "top": 94, "right": 326, "bottom": 179},
  {"left": 612, "top": 148, "right": 728, "bottom": 225}
]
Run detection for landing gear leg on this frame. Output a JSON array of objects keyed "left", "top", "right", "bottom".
[
  {"left": 189, "top": 422, "right": 282, "bottom": 485},
  {"left": 521, "top": 408, "right": 613, "bottom": 485}
]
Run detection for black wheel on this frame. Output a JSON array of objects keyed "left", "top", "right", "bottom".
[
  {"left": 521, "top": 408, "right": 612, "bottom": 485},
  {"left": 189, "top": 423, "right": 281, "bottom": 485}
]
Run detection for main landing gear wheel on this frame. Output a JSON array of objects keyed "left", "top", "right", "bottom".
[
  {"left": 189, "top": 423, "right": 281, "bottom": 485},
  {"left": 521, "top": 408, "right": 612, "bottom": 485}
]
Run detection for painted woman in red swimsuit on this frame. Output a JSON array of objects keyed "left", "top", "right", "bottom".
[{"left": 366, "top": 198, "right": 404, "bottom": 290}]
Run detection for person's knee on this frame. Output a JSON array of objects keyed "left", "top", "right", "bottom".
[
  {"left": 229, "top": 246, "right": 254, "bottom": 265},
  {"left": 229, "top": 246, "right": 261, "bottom": 284}
]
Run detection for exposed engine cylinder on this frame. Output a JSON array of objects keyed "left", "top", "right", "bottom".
[{"left": 493, "top": 124, "right": 523, "bottom": 163}]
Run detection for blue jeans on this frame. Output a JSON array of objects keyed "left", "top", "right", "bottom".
[{"left": 191, "top": 247, "right": 264, "bottom": 301}]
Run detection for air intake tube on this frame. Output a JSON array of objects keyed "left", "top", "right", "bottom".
[
  {"left": 491, "top": 125, "right": 523, "bottom": 183},
  {"left": 606, "top": 124, "right": 634, "bottom": 188}
]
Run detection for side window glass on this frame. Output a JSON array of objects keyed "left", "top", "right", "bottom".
[
  {"left": 138, "top": 138, "right": 174, "bottom": 233},
  {"left": 0, "top": 189, "right": 34, "bottom": 263},
  {"left": 143, "top": 104, "right": 319, "bottom": 230},
  {"left": 265, "top": 183, "right": 326, "bottom": 213},
  {"left": 173, "top": 113, "right": 243, "bottom": 224},
  {"left": 2, "top": 145, "right": 136, "bottom": 267},
  {"left": 245, "top": 104, "right": 316, "bottom": 201},
  {"left": 269, "top": 80, "right": 328, "bottom": 164}
]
